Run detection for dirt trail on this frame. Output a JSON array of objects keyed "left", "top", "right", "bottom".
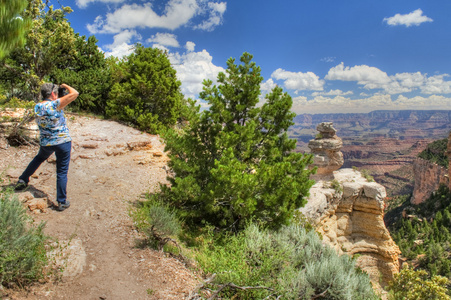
[{"left": 1, "top": 115, "right": 198, "bottom": 300}]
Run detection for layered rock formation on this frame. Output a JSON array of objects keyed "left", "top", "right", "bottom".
[
  {"left": 411, "top": 131, "right": 451, "bottom": 205},
  {"left": 307, "top": 122, "right": 344, "bottom": 180},
  {"left": 301, "top": 122, "right": 400, "bottom": 287},
  {"left": 411, "top": 158, "right": 449, "bottom": 205}
]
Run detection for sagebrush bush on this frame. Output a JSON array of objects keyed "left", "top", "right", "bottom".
[
  {"left": 196, "top": 223, "right": 377, "bottom": 299},
  {"left": 146, "top": 201, "right": 181, "bottom": 238},
  {"left": 131, "top": 198, "right": 181, "bottom": 247},
  {"left": 0, "top": 190, "right": 48, "bottom": 286}
]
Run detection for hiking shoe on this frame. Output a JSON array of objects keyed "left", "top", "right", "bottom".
[
  {"left": 57, "top": 200, "right": 70, "bottom": 211},
  {"left": 15, "top": 179, "right": 28, "bottom": 191}
]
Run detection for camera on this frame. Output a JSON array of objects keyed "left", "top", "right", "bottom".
[{"left": 58, "top": 86, "right": 68, "bottom": 98}]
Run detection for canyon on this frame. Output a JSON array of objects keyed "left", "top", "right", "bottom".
[{"left": 291, "top": 110, "right": 451, "bottom": 196}]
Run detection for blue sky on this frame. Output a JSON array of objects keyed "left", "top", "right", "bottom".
[{"left": 60, "top": 0, "right": 451, "bottom": 114}]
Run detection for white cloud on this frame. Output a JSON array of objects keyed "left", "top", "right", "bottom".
[
  {"left": 325, "top": 62, "right": 391, "bottom": 87},
  {"left": 383, "top": 9, "right": 433, "bottom": 27},
  {"left": 291, "top": 94, "right": 451, "bottom": 114},
  {"left": 169, "top": 49, "right": 225, "bottom": 99},
  {"left": 421, "top": 74, "right": 451, "bottom": 94},
  {"left": 87, "top": 0, "right": 200, "bottom": 34},
  {"left": 87, "top": 0, "right": 226, "bottom": 34},
  {"left": 147, "top": 33, "right": 180, "bottom": 48},
  {"left": 152, "top": 44, "right": 170, "bottom": 52},
  {"left": 320, "top": 57, "right": 336, "bottom": 63},
  {"left": 185, "top": 41, "right": 196, "bottom": 52},
  {"left": 260, "top": 79, "right": 277, "bottom": 95},
  {"left": 311, "top": 89, "right": 353, "bottom": 97},
  {"left": 325, "top": 63, "right": 451, "bottom": 95},
  {"left": 194, "top": 2, "right": 227, "bottom": 31},
  {"left": 271, "top": 68, "right": 324, "bottom": 92},
  {"left": 103, "top": 30, "right": 141, "bottom": 58},
  {"left": 76, "top": 0, "right": 125, "bottom": 9}
]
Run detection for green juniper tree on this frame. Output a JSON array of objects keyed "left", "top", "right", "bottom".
[
  {"left": 106, "top": 44, "right": 185, "bottom": 133},
  {"left": 159, "top": 52, "right": 315, "bottom": 231}
]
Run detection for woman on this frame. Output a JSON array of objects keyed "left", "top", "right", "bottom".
[{"left": 15, "top": 83, "right": 79, "bottom": 211}]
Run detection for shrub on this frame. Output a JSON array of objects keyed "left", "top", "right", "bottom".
[
  {"left": 195, "top": 223, "right": 377, "bottom": 299},
  {"left": 131, "top": 198, "right": 181, "bottom": 250},
  {"left": 387, "top": 265, "right": 450, "bottom": 300},
  {"left": 0, "top": 189, "right": 48, "bottom": 286}
]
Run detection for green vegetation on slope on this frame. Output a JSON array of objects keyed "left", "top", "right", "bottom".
[
  {"left": 133, "top": 199, "right": 377, "bottom": 299},
  {"left": 0, "top": 188, "right": 48, "bottom": 287},
  {"left": 389, "top": 185, "right": 451, "bottom": 290},
  {"left": 418, "top": 138, "right": 448, "bottom": 168}
]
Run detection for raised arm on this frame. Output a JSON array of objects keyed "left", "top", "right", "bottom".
[{"left": 57, "top": 84, "right": 79, "bottom": 110}]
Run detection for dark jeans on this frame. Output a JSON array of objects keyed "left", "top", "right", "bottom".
[{"left": 19, "top": 141, "right": 71, "bottom": 204}]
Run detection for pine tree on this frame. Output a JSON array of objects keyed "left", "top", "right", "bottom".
[
  {"left": 159, "top": 52, "right": 315, "bottom": 231},
  {"left": 106, "top": 45, "right": 185, "bottom": 133}
]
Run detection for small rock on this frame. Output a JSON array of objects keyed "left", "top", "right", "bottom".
[
  {"left": 152, "top": 151, "right": 164, "bottom": 157},
  {"left": 27, "top": 198, "right": 48, "bottom": 212},
  {"left": 127, "top": 141, "right": 152, "bottom": 151},
  {"left": 79, "top": 154, "right": 96, "bottom": 159},
  {"left": 81, "top": 142, "right": 99, "bottom": 149}
]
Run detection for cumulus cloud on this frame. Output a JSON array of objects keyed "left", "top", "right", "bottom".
[
  {"left": 169, "top": 49, "right": 225, "bottom": 99},
  {"left": 185, "top": 41, "right": 196, "bottom": 52},
  {"left": 421, "top": 74, "right": 451, "bottom": 94},
  {"left": 87, "top": 0, "right": 226, "bottom": 34},
  {"left": 194, "top": 2, "right": 227, "bottom": 31},
  {"left": 325, "top": 62, "right": 391, "bottom": 87},
  {"left": 311, "top": 89, "right": 353, "bottom": 97},
  {"left": 87, "top": 0, "right": 200, "bottom": 33},
  {"left": 76, "top": 0, "right": 124, "bottom": 9},
  {"left": 271, "top": 68, "right": 324, "bottom": 92},
  {"left": 291, "top": 94, "right": 451, "bottom": 114},
  {"left": 103, "top": 29, "right": 141, "bottom": 58},
  {"left": 383, "top": 9, "right": 433, "bottom": 27},
  {"left": 260, "top": 79, "right": 278, "bottom": 96},
  {"left": 325, "top": 63, "right": 451, "bottom": 95},
  {"left": 147, "top": 33, "right": 180, "bottom": 48}
]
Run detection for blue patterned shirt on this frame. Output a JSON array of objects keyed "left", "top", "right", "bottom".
[{"left": 35, "top": 99, "right": 72, "bottom": 146}]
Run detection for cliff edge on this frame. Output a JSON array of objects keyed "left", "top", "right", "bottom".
[{"left": 301, "top": 122, "right": 400, "bottom": 287}]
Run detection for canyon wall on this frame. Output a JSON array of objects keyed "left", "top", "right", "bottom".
[
  {"left": 411, "top": 131, "right": 451, "bottom": 205},
  {"left": 411, "top": 158, "right": 449, "bottom": 205}
]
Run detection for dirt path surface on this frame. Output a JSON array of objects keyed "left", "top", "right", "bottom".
[{"left": 0, "top": 115, "right": 199, "bottom": 300}]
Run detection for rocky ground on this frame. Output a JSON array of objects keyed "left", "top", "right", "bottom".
[{"left": 0, "top": 114, "right": 199, "bottom": 300}]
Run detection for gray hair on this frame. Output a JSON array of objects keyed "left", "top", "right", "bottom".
[{"left": 41, "top": 83, "right": 58, "bottom": 99}]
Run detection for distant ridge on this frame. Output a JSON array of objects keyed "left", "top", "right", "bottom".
[{"left": 292, "top": 110, "right": 451, "bottom": 141}]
